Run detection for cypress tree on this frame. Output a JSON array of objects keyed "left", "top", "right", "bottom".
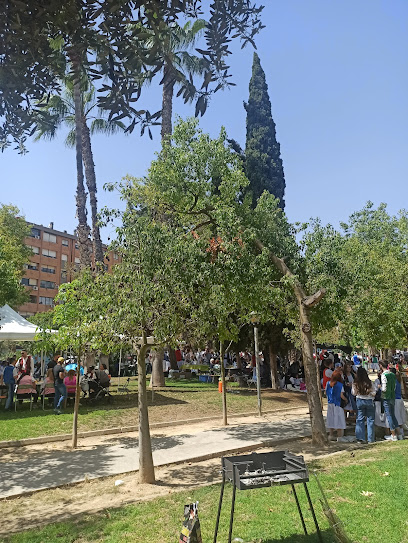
[{"left": 245, "top": 52, "right": 286, "bottom": 209}]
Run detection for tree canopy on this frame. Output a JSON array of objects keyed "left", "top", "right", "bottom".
[
  {"left": 0, "top": 204, "right": 31, "bottom": 307},
  {"left": 1, "top": 0, "right": 265, "bottom": 151}
]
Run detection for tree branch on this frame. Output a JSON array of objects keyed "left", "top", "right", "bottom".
[{"left": 302, "top": 289, "right": 326, "bottom": 309}]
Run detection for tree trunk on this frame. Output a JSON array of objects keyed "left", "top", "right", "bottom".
[
  {"left": 150, "top": 347, "right": 165, "bottom": 387},
  {"left": 137, "top": 343, "right": 155, "bottom": 484},
  {"left": 236, "top": 350, "right": 242, "bottom": 370},
  {"left": 254, "top": 238, "right": 328, "bottom": 446},
  {"left": 70, "top": 54, "right": 92, "bottom": 269},
  {"left": 82, "top": 120, "right": 104, "bottom": 265},
  {"left": 220, "top": 341, "right": 227, "bottom": 426},
  {"left": 168, "top": 347, "right": 178, "bottom": 370},
  {"left": 161, "top": 64, "right": 174, "bottom": 141},
  {"left": 72, "top": 349, "right": 82, "bottom": 449},
  {"left": 269, "top": 344, "right": 279, "bottom": 390}
]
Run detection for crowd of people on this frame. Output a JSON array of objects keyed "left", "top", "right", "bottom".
[
  {"left": 0, "top": 351, "right": 111, "bottom": 414},
  {"left": 322, "top": 353, "right": 407, "bottom": 443}
]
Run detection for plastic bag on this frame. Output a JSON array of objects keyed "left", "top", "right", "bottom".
[{"left": 179, "top": 502, "right": 202, "bottom": 543}]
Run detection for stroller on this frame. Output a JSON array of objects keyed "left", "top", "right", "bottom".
[{"left": 81, "top": 371, "right": 112, "bottom": 403}]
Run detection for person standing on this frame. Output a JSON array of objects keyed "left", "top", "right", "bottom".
[
  {"left": 3, "top": 357, "right": 17, "bottom": 410},
  {"left": 380, "top": 361, "right": 401, "bottom": 441},
  {"left": 16, "top": 350, "right": 34, "bottom": 377},
  {"left": 47, "top": 353, "right": 60, "bottom": 372},
  {"left": 352, "top": 367, "right": 376, "bottom": 443},
  {"left": 326, "top": 371, "right": 347, "bottom": 441},
  {"left": 53, "top": 357, "right": 66, "bottom": 415}
]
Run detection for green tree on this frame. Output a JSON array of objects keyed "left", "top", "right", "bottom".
[
  {"left": 302, "top": 202, "right": 408, "bottom": 351},
  {"left": 34, "top": 78, "right": 126, "bottom": 264},
  {"left": 245, "top": 52, "right": 286, "bottom": 208},
  {"left": 0, "top": 205, "right": 31, "bottom": 307},
  {"left": 141, "top": 118, "right": 327, "bottom": 445}
]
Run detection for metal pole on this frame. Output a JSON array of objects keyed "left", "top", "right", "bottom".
[
  {"left": 254, "top": 324, "right": 262, "bottom": 417},
  {"left": 40, "top": 349, "right": 44, "bottom": 377},
  {"left": 118, "top": 348, "right": 122, "bottom": 392},
  {"left": 292, "top": 484, "right": 308, "bottom": 535},
  {"left": 303, "top": 482, "right": 323, "bottom": 543},
  {"left": 213, "top": 460, "right": 226, "bottom": 543}
]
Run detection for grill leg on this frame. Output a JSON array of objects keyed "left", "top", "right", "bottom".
[
  {"left": 228, "top": 482, "right": 237, "bottom": 543},
  {"left": 303, "top": 482, "right": 323, "bottom": 543},
  {"left": 292, "top": 484, "right": 307, "bottom": 535},
  {"left": 213, "top": 472, "right": 225, "bottom": 543}
]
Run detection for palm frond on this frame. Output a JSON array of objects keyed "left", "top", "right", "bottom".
[
  {"left": 65, "top": 129, "right": 76, "bottom": 148},
  {"left": 90, "top": 118, "right": 127, "bottom": 136}
]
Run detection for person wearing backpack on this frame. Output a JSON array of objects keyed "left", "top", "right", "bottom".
[{"left": 380, "top": 361, "right": 401, "bottom": 441}]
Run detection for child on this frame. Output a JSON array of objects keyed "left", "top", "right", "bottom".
[{"left": 326, "top": 370, "right": 347, "bottom": 441}]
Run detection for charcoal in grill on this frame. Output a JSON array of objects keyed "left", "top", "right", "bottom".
[{"left": 223, "top": 450, "right": 309, "bottom": 490}]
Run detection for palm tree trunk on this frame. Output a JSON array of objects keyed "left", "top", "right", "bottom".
[
  {"left": 161, "top": 64, "right": 174, "bottom": 141},
  {"left": 71, "top": 54, "right": 91, "bottom": 269},
  {"left": 82, "top": 120, "right": 104, "bottom": 265}
]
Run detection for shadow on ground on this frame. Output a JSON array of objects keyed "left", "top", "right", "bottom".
[{"left": 261, "top": 530, "right": 334, "bottom": 542}]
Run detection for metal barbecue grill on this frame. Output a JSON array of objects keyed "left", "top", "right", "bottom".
[{"left": 213, "top": 451, "right": 323, "bottom": 543}]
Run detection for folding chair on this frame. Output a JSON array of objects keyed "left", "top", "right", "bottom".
[
  {"left": 42, "top": 383, "right": 55, "bottom": 410},
  {"left": 15, "top": 383, "right": 33, "bottom": 411}
]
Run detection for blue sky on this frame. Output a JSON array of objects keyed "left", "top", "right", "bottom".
[{"left": 1, "top": 0, "right": 407, "bottom": 241}]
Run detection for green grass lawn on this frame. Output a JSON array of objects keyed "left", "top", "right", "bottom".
[
  {"left": 6, "top": 441, "right": 408, "bottom": 543},
  {"left": 0, "top": 379, "right": 307, "bottom": 441}
]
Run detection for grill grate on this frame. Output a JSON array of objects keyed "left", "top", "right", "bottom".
[{"left": 223, "top": 450, "right": 309, "bottom": 490}]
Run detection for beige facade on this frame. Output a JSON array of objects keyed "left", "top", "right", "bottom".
[{"left": 19, "top": 222, "right": 119, "bottom": 317}]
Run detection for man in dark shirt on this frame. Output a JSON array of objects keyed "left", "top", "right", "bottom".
[
  {"left": 53, "top": 357, "right": 66, "bottom": 414},
  {"left": 47, "top": 353, "right": 60, "bottom": 372}
]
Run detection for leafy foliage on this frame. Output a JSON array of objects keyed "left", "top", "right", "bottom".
[
  {"left": 1, "top": 1, "right": 265, "bottom": 150},
  {"left": 0, "top": 205, "right": 31, "bottom": 307},
  {"left": 302, "top": 202, "right": 408, "bottom": 348},
  {"left": 245, "top": 52, "right": 286, "bottom": 208}
]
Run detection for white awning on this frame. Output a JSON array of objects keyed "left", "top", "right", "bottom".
[{"left": 0, "top": 304, "right": 57, "bottom": 341}]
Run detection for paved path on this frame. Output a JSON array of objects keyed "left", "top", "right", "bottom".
[{"left": 0, "top": 416, "right": 311, "bottom": 499}]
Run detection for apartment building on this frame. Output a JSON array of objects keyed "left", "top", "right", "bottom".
[{"left": 19, "top": 222, "right": 119, "bottom": 317}]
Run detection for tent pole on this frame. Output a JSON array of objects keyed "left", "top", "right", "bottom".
[{"left": 118, "top": 348, "right": 122, "bottom": 392}]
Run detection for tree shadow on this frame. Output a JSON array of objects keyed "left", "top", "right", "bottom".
[{"left": 261, "top": 530, "right": 334, "bottom": 542}]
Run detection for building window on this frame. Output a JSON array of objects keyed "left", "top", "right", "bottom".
[
  {"left": 24, "top": 263, "right": 38, "bottom": 271},
  {"left": 60, "top": 271, "right": 68, "bottom": 284},
  {"left": 43, "top": 232, "right": 57, "bottom": 243},
  {"left": 75, "top": 243, "right": 79, "bottom": 249},
  {"left": 41, "top": 265, "right": 56, "bottom": 274},
  {"left": 74, "top": 257, "right": 80, "bottom": 264},
  {"left": 29, "top": 295, "right": 37, "bottom": 304},
  {"left": 27, "top": 245, "right": 40, "bottom": 255},
  {"left": 62, "top": 239, "right": 69, "bottom": 247},
  {"left": 30, "top": 227, "right": 41, "bottom": 239},
  {"left": 40, "top": 280, "right": 56, "bottom": 289},
  {"left": 22, "top": 278, "right": 38, "bottom": 286},
  {"left": 114, "top": 253, "right": 119, "bottom": 260},
  {"left": 42, "top": 248, "right": 57, "bottom": 258},
  {"left": 39, "top": 296, "right": 54, "bottom": 306}
]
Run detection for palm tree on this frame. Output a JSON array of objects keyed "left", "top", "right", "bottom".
[
  {"left": 144, "top": 20, "right": 207, "bottom": 141},
  {"left": 34, "top": 76, "right": 125, "bottom": 265}
]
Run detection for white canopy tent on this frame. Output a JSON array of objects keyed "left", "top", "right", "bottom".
[
  {"left": 0, "top": 304, "right": 57, "bottom": 373},
  {"left": 0, "top": 304, "right": 41, "bottom": 341}
]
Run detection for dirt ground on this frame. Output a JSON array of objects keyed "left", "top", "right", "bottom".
[{"left": 0, "top": 405, "right": 361, "bottom": 538}]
